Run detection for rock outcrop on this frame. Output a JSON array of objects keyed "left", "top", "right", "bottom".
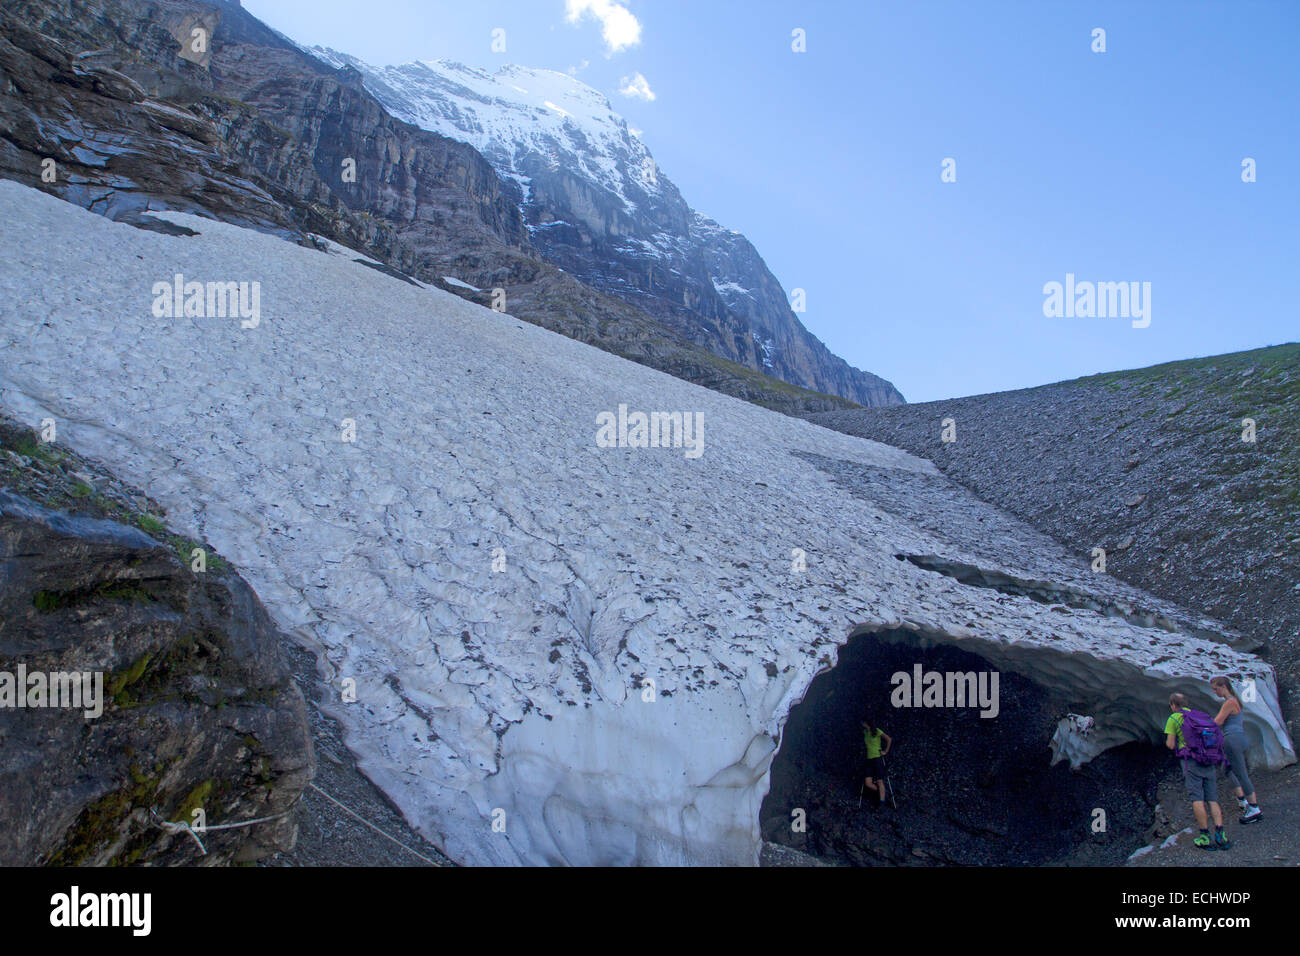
[
  {"left": 0, "top": 418, "right": 313, "bottom": 865},
  {"left": 0, "top": 182, "right": 1288, "bottom": 865}
]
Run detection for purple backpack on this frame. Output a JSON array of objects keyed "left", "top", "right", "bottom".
[{"left": 1177, "top": 709, "right": 1228, "bottom": 767}]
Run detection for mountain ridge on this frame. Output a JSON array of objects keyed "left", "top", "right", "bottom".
[{"left": 309, "top": 47, "right": 905, "bottom": 408}]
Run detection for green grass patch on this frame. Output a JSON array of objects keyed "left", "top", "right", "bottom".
[
  {"left": 107, "top": 652, "right": 154, "bottom": 701},
  {"left": 10, "top": 435, "right": 64, "bottom": 465},
  {"left": 41, "top": 769, "right": 162, "bottom": 866},
  {"left": 137, "top": 514, "right": 166, "bottom": 535},
  {"left": 33, "top": 581, "right": 158, "bottom": 613},
  {"left": 173, "top": 780, "right": 214, "bottom": 824},
  {"left": 164, "top": 533, "right": 229, "bottom": 574}
]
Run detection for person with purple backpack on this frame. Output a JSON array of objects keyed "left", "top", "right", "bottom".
[{"left": 1164, "top": 692, "right": 1231, "bottom": 850}]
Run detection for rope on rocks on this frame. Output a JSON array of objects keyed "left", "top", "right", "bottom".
[
  {"left": 150, "top": 809, "right": 208, "bottom": 855},
  {"left": 149, "top": 783, "right": 441, "bottom": 865},
  {"left": 307, "top": 782, "right": 441, "bottom": 866},
  {"left": 150, "top": 804, "right": 297, "bottom": 856}
]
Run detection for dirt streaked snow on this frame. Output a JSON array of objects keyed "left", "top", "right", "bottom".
[{"left": 0, "top": 181, "right": 1291, "bottom": 865}]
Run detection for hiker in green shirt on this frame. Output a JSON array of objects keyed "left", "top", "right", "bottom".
[
  {"left": 1164, "top": 692, "right": 1228, "bottom": 850},
  {"left": 861, "top": 718, "right": 893, "bottom": 808}
]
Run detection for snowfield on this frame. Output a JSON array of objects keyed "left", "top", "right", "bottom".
[{"left": 0, "top": 182, "right": 1292, "bottom": 865}]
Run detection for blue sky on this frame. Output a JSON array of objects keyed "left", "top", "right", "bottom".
[{"left": 244, "top": 0, "right": 1298, "bottom": 403}]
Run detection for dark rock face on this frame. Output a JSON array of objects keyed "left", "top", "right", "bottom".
[
  {"left": 0, "top": 0, "right": 525, "bottom": 247},
  {"left": 691, "top": 218, "right": 905, "bottom": 408},
  {"left": 762, "top": 632, "right": 1165, "bottom": 865},
  {"left": 0, "top": 490, "right": 313, "bottom": 866},
  {"left": 0, "top": 10, "right": 295, "bottom": 232},
  {"left": 519, "top": 177, "right": 904, "bottom": 406},
  {"left": 807, "top": 344, "right": 1300, "bottom": 742},
  {"left": 0, "top": 0, "right": 880, "bottom": 414}
]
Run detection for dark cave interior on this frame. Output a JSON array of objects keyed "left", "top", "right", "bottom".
[{"left": 760, "top": 629, "right": 1169, "bottom": 865}]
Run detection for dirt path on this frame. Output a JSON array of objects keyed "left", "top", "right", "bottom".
[{"left": 1128, "top": 764, "right": 1300, "bottom": 867}]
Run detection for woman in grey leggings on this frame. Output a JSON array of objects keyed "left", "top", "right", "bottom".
[{"left": 1211, "top": 677, "right": 1263, "bottom": 823}]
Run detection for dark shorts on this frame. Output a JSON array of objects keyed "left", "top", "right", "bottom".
[
  {"left": 865, "top": 756, "right": 886, "bottom": 780},
  {"left": 1182, "top": 758, "right": 1218, "bottom": 805}
]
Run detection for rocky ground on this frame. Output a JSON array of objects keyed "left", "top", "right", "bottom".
[
  {"left": 0, "top": 411, "right": 447, "bottom": 866},
  {"left": 1128, "top": 763, "right": 1300, "bottom": 867},
  {"left": 262, "top": 641, "right": 451, "bottom": 867},
  {"left": 807, "top": 344, "right": 1300, "bottom": 745},
  {"left": 760, "top": 762, "right": 1300, "bottom": 869}
]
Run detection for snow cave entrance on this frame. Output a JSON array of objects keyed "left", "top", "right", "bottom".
[{"left": 759, "top": 627, "right": 1164, "bottom": 865}]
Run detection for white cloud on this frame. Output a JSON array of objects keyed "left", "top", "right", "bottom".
[
  {"left": 567, "top": 58, "right": 591, "bottom": 76},
  {"left": 618, "top": 71, "right": 655, "bottom": 101},
  {"left": 565, "top": 0, "right": 642, "bottom": 54}
]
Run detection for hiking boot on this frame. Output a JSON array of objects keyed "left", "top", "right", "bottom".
[
  {"left": 1214, "top": 829, "right": 1231, "bottom": 850},
  {"left": 1241, "top": 805, "right": 1263, "bottom": 824},
  {"left": 1193, "top": 831, "right": 1214, "bottom": 850}
]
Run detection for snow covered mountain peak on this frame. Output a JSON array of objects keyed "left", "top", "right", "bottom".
[
  {"left": 424, "top": 59, "right": 615, "bottom": 112},
  {"left": 307, "top": 46, "right": 905, "bottom": 408},
  {"left": 311, "top": 48, "right": 660, "bottom": 205}
]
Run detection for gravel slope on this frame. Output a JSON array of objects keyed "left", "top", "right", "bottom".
[{"left": 808, "top": 345, "right": 1300, "bottom": 744}]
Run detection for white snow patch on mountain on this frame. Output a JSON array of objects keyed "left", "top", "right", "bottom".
[
  {"left": 713, "top": 279, "right": 751, "bottom": 298},
  {"left": 692, "top": 210, "right": 744, "bottom": 239}
]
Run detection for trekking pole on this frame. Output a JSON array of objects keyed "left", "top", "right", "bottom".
[
  {"left": 858, "top": 778, "right": 865, "bottom": 809},
  {"left": 881, "top": 754, "right": 898, "bottom": 809}
]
